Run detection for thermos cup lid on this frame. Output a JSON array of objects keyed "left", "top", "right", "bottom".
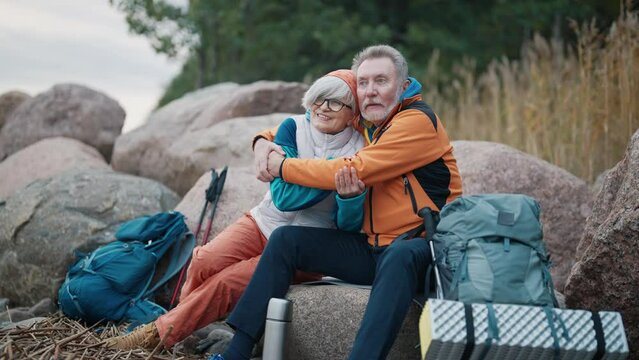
[{"left": 266, "top": 298, "right": 293, "bottom": 322}]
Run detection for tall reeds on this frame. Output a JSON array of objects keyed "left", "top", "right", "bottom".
[{"left": 424, "top": 8, "right": 639, "bottom": 182}]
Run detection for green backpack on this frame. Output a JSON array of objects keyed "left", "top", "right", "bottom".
[{"left": 432, "top": 194, "right": 558, "bottom": 307}]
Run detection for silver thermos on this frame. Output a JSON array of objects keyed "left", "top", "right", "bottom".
[{"left": 262, "top": 298, "right": 292, "bottom": 360}]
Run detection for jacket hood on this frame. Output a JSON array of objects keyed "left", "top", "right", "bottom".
[{"left": 400, "top": 77, "right": 422, "bottom": 101}]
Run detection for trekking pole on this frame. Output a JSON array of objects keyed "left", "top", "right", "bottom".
[
  {"left": 418, "top": 207, "right": 443, "bottom": 300},
  {"left": 169, "top": 169, "right": 220, "bottom": 309},
  {"left": 201, "top": 166, "right": 228, "bottom": 246}
]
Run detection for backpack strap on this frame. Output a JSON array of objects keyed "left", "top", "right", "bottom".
[
  {"left": 543, "top": 306, "right": 562, "bottom": 360},
  {"left": 62, "top": 280, "right": 86, "bottom": 318},
  {"left": 135, "top": 252, "right": 160, "bottom": 301},
  {"left": 394, "top": 223, "right": 424, "bottom": 242},
  {"left": 477, "top": 302, "right": 500, "bottom": 360},
  {"left": 450, "top": 243, "right": 468, "bottom": 294},
  {"left": 145, "top": 231, "right": 196, "bottom": 297},
  {"left": 125, "top": 231, "right": 195, "bottom": 325},
  {"left": 535, "top": 247, "right": 560, "bottom": 307},
  {"left": 119, "top": 211, "right": 195, "bottom": 299}
]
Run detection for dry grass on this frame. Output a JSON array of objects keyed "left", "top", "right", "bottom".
[
  {"left": 0, "top": 314, "right": 200, "bottom": 360},
  {"left": 423, "top": 7, "right": 639, "bottom": 183}
]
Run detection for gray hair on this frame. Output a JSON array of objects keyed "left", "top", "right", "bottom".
[
  {"left": 302, "top": 76, "right": 355, "bottom": 111},
  {"left": 351, "top": 44, "right": 408, "bottom": 82}
]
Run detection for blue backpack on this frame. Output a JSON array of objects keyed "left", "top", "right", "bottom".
[
  {"left": 58, "top": 211, "right": 195, "bottom": 325},
  {"left": 431, "top": 194, "right": 558, "bottom": 307}
]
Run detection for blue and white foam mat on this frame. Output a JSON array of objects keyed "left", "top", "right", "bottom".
[{"left": 419, "top": 299, "right": 629, "bottom": 360}]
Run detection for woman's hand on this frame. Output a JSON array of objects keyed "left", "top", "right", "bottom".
[
  {"left": 335, "top": 166, "right": 365, "bottom": 198},
  {"left": 254, "top": 138, "right": 284, "bottom": 182}
]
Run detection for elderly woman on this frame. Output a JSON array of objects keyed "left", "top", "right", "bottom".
[{"left": 107, "top": 69, "right": 366, "bottom": 351}]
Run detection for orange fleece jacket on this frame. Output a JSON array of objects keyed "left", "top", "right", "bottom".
[{"left": 254, "top": 95, "right": 462, "bottom": 246}]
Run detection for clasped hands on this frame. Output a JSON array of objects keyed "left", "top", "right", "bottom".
[{"left": 253, "top": 138, "right": 365, "bottom": 198}]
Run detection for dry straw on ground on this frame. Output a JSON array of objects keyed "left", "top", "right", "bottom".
[
  {"left": 0, "top": 314, "right": 199, "bottom": 360},
  {"left": 423, "top": 7, "right": 639, "bottom": 182}
]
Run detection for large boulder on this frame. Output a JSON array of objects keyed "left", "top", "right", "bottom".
[
  {"left": 0, "top": 84, "right": 125, "bottom": 161},
  {"left": 174, "top": 166, "right": 268, "bottom": 241},
  {"left": 0, "top": 91, "right": 30, "bottom": 130},
  {"left": 452, "top": 141, "right": 591, "bottom": 291},
  {"left": 286, "top": 285, "right": 421, "bottom": 359},
  {"left": 148, "top": 113, "right": 291, "bottom": 195},
  {"left": 0, "top": 137, "right": 109, "bottom": 200},
  {"left": 0, "top": 168, "right": 180, "bottom": 306},
  {"left": 112, "top": 81, "right": 306, "bottom": 195},
  {"left": 564, "top": 130, "right": 639, "bottom": 356}
]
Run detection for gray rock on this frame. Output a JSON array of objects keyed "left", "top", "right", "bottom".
[
  {"left": 554, "top": 290, "right": 566, "bottom": 309},
  {"left": 453, "top": 140, "right": 591, "bottom": 291},
  {"left": 0, "top": 316, "right": 46, "bottom": 330},
  {"left": 564, "top": 129, "right": 639, "bottom": 356},
  {"left": 175, "top": 166, "right": 268, "bottom": 241},
  {"left": 29, "top": 298, "right": 56, "bottom": 317},
  {"left": 176, "top": 322, "right": 252, "bottom": 357},
  {"left": 163, "top": 113, "right": 291, "bottom": 194},
  {"left": 160, "top": 113, "right": 294, "bottom": 195},
  {"left": 0, "top": 298, "right": 54, "bottom": 327},
  {"left": 196, "top": 322, "right": 235, "bottom": 355},
  {"left": 112, "top": 81, "right": 306, "bottom": 194},
  {"left": 0, "top": 168, "right": 179, "bottom": 306},
  {"left": 590, "top": 168, "right": 611, "bottom": 198},
  {"left": 0, "top": 137, "right": 109, "bottom": 200},
  {"left": 0, "top": 307, "right": 32, "bottom": 323},
  {"left": 0, "top": 91, "right": 30, "bottom": 130},
  {"left": 0, "top": 84, "right": 125, "bottom": 161},
  {"left": 286, "top": 285, "right": 421, "bottom": 360}
]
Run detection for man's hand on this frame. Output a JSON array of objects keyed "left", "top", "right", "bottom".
[
  {"left": 254, "top": 138, "right": 284, "bottom": 182},
  {"left": 335, "top": 167, "right": 365, "bottom": 198},
  {"left": 267, "top": 152, "right": 285, "bottom": 178}
]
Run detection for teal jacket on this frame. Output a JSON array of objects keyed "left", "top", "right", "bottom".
[{"left": 270, "top": 114, "right": 365, "bottom": 232}]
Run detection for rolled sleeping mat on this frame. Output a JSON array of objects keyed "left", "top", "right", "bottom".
[{"left": 419, "top": 299, "right": 629, "bottom": 360}]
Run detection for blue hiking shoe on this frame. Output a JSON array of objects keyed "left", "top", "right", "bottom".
[{"left": 208, "top": 354, "right": 224, "bottom": 360}]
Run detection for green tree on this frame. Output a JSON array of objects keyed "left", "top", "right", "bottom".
[
  {"left": 112, "top": 0, "right": 392, "bottom": 104},
  {"left": 111, "top": 0, "right": 618, "bottom": 106}
]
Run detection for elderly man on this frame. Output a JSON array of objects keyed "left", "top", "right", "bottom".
[{"left": 214, "top": 45, "right": 462, "bottom": 360}]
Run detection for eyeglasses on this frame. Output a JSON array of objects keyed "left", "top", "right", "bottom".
[{"left": 312, "top": 98, "right": 352, "bottom": 112}]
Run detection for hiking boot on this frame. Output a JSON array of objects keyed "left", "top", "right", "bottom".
[{"left": 105, "top": 322, "right": 161, "bottom": 350}]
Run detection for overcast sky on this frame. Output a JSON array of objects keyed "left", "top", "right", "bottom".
[{"left": 0, "top": 0, "right": 183, "bottom": 132}]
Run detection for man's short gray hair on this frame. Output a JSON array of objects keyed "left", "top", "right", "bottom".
[
  {"left": 302, "top": 75, "right": 355, "bottom": 111},
  {"left": 351, "top": 44, "right": 408, "bottom": 82}
]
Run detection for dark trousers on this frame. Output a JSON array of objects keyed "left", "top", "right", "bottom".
[{"left": 226, "top": 225, "right": 431, "bottom": 360}]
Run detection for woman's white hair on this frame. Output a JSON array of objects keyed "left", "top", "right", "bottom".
[{"left": 302, "top": 76, "right": 355, "bottom": 111}]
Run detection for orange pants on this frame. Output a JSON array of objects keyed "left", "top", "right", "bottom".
[{"left": 155, "top": 213, "right": 319, "bottom": 348}]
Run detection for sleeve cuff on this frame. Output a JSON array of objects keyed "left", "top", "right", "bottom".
[
  {"left": 279, "top": 158, "right": 286, "bottom": 179},
  {"left": 336, "top": 189, "right": 367, "bottom": 203}
]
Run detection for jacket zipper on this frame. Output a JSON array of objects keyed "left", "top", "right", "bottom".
[
  {"left": 372, "top": 127, "right": 389, "bottom": 145},
  {"left": 368, "top": 187, "right": 378, "bottom": 247},
  {"left": 403, "top": 174, "right": 418, "bottom": 214},
  {"left": 369, "top": 120, "right": 391, "bottom": 247}
]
